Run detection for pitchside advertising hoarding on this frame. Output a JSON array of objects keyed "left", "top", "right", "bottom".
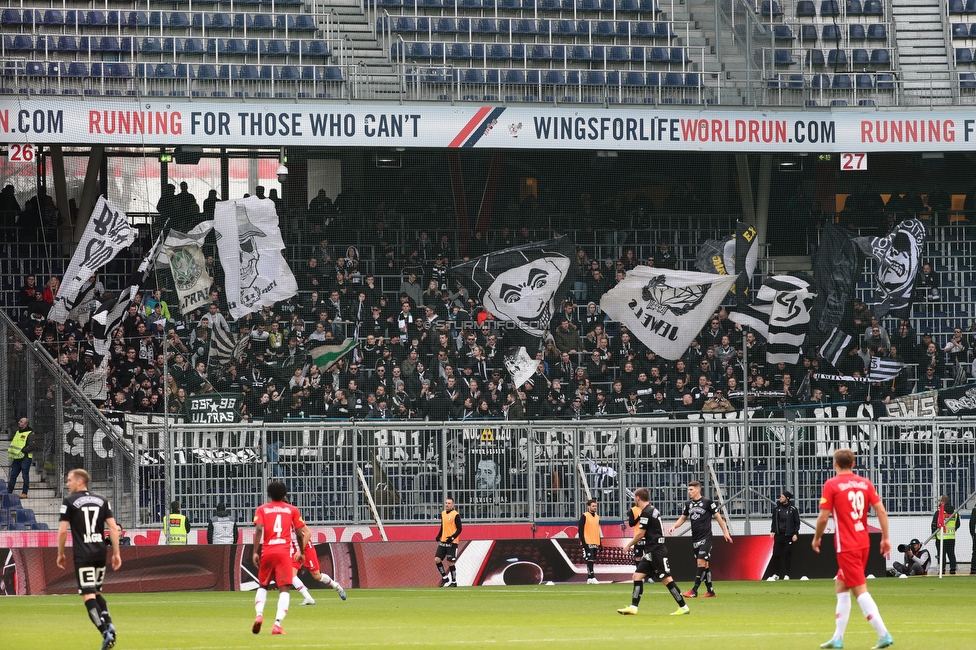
[{"left": 4, "top": 99, "right": 976, "bottom": 151}]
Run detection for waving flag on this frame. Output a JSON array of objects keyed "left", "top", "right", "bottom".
[
  {"left": 600, "top": 266, "right": 736, "bottom": 360},
  {"left": 694, "top": 222, "right": 758, "bottom": 300},
  {"left": 50, "top": 196, "right": 136, "bottom": 322},
  {"left": 451, "top": 236, "right": 577, "bottom": 350},
  {"left": 730, "top": 275, "right": 815, "bottom": 364},
  {"left": 310, "top": 338, "right": 358, "bottom": 372},
  {"left": 853, "top": 218, "right": 926, "bottom": 320}
]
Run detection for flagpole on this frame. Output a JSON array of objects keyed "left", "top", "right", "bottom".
[{"left": 742, "top": 322, "right": 751, "bottom": 535}]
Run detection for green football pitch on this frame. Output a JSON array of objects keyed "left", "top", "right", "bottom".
[{"left": 3, "top": 579, "right": 973, "bottom": 650}]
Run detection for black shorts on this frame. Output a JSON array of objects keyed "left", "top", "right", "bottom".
[
  {"left": 74, "top": 559, "right": 107, "bottom": 595},
  {"left": 582, "top": 544, "right": 599, "bottom": 562},
  {"left": 435, "top": 542, "right": 458, "bottom": 562},
  {"left": 692, "top": 539, "right": 712, "bottom": 561},
  {"left": 635, "top": 545, "right": 672, "bottom": 581}
]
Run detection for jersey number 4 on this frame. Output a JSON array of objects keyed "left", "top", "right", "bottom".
[{"left": 272, "top": 514, "right": 283, "bottom": 539}]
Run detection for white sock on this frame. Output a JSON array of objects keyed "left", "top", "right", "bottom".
[
  {"left": 833, "top": 592, "right": 851, "bottom": 641},
  {"left": 275, "top": 591, "right": 290, "bottom": 625},
  {"left": 255, "top": 588, "right": 268, "bottom": 617},
  {"left": 857, "top": 592, "right": 888, "bottom": 637},
  {"left": 320, "top": 573, "right": 334, "bottom": 587},
  {"left": 291, "top": 576, "right": 312, "bottom": 600}
]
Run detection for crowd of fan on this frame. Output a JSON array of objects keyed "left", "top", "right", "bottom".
[{"left": 9, "top": 181, "right": 976, "bottom": 423}]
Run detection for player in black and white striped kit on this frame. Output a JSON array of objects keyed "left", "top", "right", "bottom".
[
  {"left": 669, "top": 480, "right": 733, "bottom": 598},
  {"left": 57, "top": 469, "right": 121, "bottom": 650}
]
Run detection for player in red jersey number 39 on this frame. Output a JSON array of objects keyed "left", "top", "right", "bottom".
[
  {"left": 812, "top": 449, "right": 893, "bottom": 650},
  {"left": 252, "top": 481, "right": 308, "bottom": 636}
]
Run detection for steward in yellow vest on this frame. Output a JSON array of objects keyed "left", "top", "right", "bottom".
[
  {"left": 165, "top": 500, "right": 191, "bottom": 545},
  {"left": 7, "top": 417, "right": 37, "bottom": 498}
]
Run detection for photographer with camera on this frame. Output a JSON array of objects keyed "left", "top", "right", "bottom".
[{"left": 888, "top": 539, "right": 931, "bottom": 577}]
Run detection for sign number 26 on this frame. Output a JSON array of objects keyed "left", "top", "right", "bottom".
[
  {"left": 840, "top": 152, "right": 867, "bottom": 171},
  {"left": 8, "top": 143, "right": 35, "bottom": 162}
]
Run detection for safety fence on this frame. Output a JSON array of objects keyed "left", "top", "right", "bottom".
[{"left": 123, "top": 414, "right": 976, "bottom": 531}]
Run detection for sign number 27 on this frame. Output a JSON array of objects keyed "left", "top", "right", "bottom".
[{"left": 840, "top": 152, "right": 867, "bottom": 171}]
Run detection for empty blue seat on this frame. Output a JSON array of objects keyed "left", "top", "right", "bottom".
[
  {"left": 624, "top": 71, "right": 645, "bottom": 86},
  {"left": 649, "top": 46, "right": 669, "bottom": 62},
  {"left": 488, "top": 44, "right": 511, "bottom": 59},
  {"left": 616, "top": 20, "right": 632, "bottom": 37},
  {"left": 252, "top": 14, "right": 275, "bottom": 30},
  {"left": 5, "top": 35, "right": 34, "bottom": 52},
  {"left": 471, "top": 43, "right": 486, "bottom": 59},
  {"left": 820, "top": 0, "right": 840, "bottom": 16},
  {"left": 876, "top": 73, "right": 894, "bottom": 88},
  {"left": 847, "top": 0, "right": 863, "bottom": 14},
  {"left": 264, "top": 40, "right": 289, "bottom": 56},
  {"left": 545, "top": 70, "right": 566, "bottom": 85},
  {"left": 669, "top": 47, "right": 689, "bottom": 63},
  {"left": 450, "top": 43, "right": 471, "bottom": 58},
  {"left": 514, "top": 19, "right": 538, "bottom": 34},
  {"left": 961, "top": 72, "right": 976, "bottom": 88},
  {"left": 570, "top": 45, "right": 591, "bottom": 60},
  {"left": 800, "top": 24, "right": 818, "bottom": 41},
  {"left": 832, "top": 74, "right": 852, "bottom": 89},
  {"left": 855, "top": 73, "right": 873, "bottom": 88},
  {"left": 529, "top": 44, "right": 551, "bottom": 60},
  {"left": 685, "top": 73, "right": 702, "bottom": 87},
  {"left": 197, "top": 64, "right": 219, "bottom": 79},
  {"left": 551, "top": 44, "right": 566, "bottom": 60},
  {"left": 140, "top": 37, "right": 163, "bottom": 54},
  {"left": 607, "top": 46, "right": 629, "bottom": 61},
  {"left": 867, "top": 24, "right": 886, "bottom": 40},
  {"left": 870, "top": 49, "right": 890, "bottom": 64},
  {"left": 663, "top": 72, "right": 684, "bottom": 86},
  {"left": 830, "top": 99, "right": 848, "bottom": 106},
  {"left": 772, "top": 25, "right": 793, "bottom": 40},
  {"left": 1, "top": 9, "right": 25, "bottom": 24},
  {"left": 554, "top": 20, "right": 576, "bottom": 35},
  {"left": 25, "top": 62, "right": 46, "bottom": 77},
  {"left": 646, "top": 71, "right": 660, "bottom": 86},
  {"left": 787, "top": 73, "right": 804, "bottom": 88},
  {"left": 957, "top": 48, "right": 973, "bottom": 63},
  {"left": 849, "top": 24, "right": 867, "bottom": 40},
  {"left": 630, "top": 46, "right": 646, "bottom": 61},
  {"left": 950, "top": 0, "right": 966, "bottom": 13},
  {"left": 436, "top": 18, "right": 457, "bottom": 32},
  {"left": 595, "top": 21, "right": 615, "bottom": 36},
  {"left": 822, "top": 25, "right": 841, "bottom": 40},
  {"left": 136, "top": 63, "right": 156, "bottom": 79},
  {"left": 852, "top": 48, "right": 870, "bottom": 64},
  {"left": 497, "top": 18, "right": 513, "bottom": 34},
  {"left": 170, "top": 12, "right": 191, "bottom": 29},
  {"left": 475, "top": 18, "right": 497, "bottom": 33},
  {"left": 634, "top": 21, "right": 655, "bottom": 37},
  {"left": 43, "top": 9, "right": 65, "bottom": 25},
  {"left": 184, "top": 38, "right": 206, "bottom": 54},
  {"left": 66, "top": 62, "right": 89, "bottom": 77},
  {"left": 586, "top": 70, "right": 606, "bottom": 85},
  {"left": 413, "top": 42, "right": 433, "bottom": 58},
  {"left": 323, "top": 66, "right": 343, "bottom": 81},
  {"left": 289, "top": 15, "right": 318, "bottom": 32},
  {"left": 827, "top": 49, "right": 847, "bottom": 65},
  {"left": 760, "top": 1, "right": 784, "bottom": 17},
  {"left": 796, "top": 0, "right": 817, "bottom": 16},
  {"left": 810, "top": 73, "right": 830, "bottom": 88},
  {"left": 858, "top": 99, "right": 876, "bottom": 106},
  {"left": 589, "top": 45, "right": 605, "bottom": 61},
  {"left": 863, "top": 0, "right": 883, "bottom": 15},
  {"left": 774, "top": 49, "right": 795, "bottom": 65},
  {"left": 212, "top": 13, "right": 233, "bottom": 29},
  {"left": 156, "top": 64, "right": 176, "bottom": 79},
  {"left": 464, "top": 69, "right": 485, "bottom": 84}
]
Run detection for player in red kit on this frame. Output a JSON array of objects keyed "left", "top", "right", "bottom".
[
  {"left": 252, "top": 481, "right": 308, "bottom": 636},
  {"left": 812, "top": 449, "right": 893, "bottom": 650}
]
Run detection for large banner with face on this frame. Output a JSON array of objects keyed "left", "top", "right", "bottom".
[
  {"left": 451, "top": 237, "right": 577, "bottom": 351},
  {"left": 213, "top": 196, "right": 298, "bottom": 320},
  {"left": 600, "top": 266, "right": 737, "bottom": 360},
  {"left": 853, "top": 218, "right": 926, "bottom": 320}
]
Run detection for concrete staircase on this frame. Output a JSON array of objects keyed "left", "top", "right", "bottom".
[
  {"left": 687, "top": 0, "right": 750, "bottom": 106},
  {"left": 891, "top": 0, "right": 954, "bottom": 105},
  {"left": 324, "top": 0, "right": 405, "bottom": 99}
]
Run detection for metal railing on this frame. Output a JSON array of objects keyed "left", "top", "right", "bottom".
[{"left": 131, "top": 415, "right": 976, "bottom": 531}]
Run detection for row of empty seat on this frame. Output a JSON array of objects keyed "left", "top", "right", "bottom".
[
  {"left": 766, "top": 71, "right": 894, "bottom": 89},
  {"left": 410, "top": 66, "right": 702, "bottom": 85},
  {"left": 378, "top": 16, "right": 680, "bottom": 37},
  {"left": 768, "top": 22, "right": 888, "bottom": 42},
  {"left": 2, "top": 34, "right": 331, "bottom": 58},
  {"left": 949, "top": 0, "right": 976, "bottom": 14},
  {"left": 373, "top": 0, "right": 661, "bottom": 12},
  {"left": 791, "top": 0, "right": 885, "bottom": 18},
  {"left": 763, "top": 47, "right": 891, "bottom": 67},
  {"left": 0, "top": 9, "right": 319, "bottom": 32},
  {"left": 951, "top": 23, "right": 976, "bottom": 38},
  {"left": 393, "top": 41, "right": 693, "bottom": 64},
  {"left": 2, "top": 61, "right": 344, "bottom": 82}
]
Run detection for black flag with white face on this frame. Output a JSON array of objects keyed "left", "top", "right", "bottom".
[
  {"left": 451, "top": 236, "right": 577, "bottom": 350},
  {"left": 853, "top": 218, "right": 926, "bottom": 320}
]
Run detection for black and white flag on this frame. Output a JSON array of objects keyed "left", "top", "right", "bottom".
[
  {"left": 208, "top": 326, "right": 248, "bottom": 375},
  {"left": 50, "top": 196, "right": 136, "bottom": 322},
  {"left": 853, "top": 218, "right": 926, "bottom": 320},
  {"left": 811, "top": 223, "right": 861, "bottom": 338},
  {"left": 867, "top": 355, "right": 904, "bottom": 381},
  {"left": 819, "top": 327, "right": 853, "bottom": 368},
  {"left": 503, "top": 347, "right": 537, "bottom": 388},
  {"left": 214, "top": 197, "right": 298, "bottom": 320},
  {"left": 694, "top": 222, "right": 758, "bottom": 299},
  {"left": 729, "top": 275, "right": 815, "bottom": 364},
  {"left": 90, "top": 233, "right": 163, "bottom": 357},
  {"left": 600, "top": 266, "right": 736, "bottom": 360},
  {"left": 160, "top": 222, "right": 213, "bottom": 315},
  {"left": 451, "top": 236, "right": 577, "bottom": 350}
]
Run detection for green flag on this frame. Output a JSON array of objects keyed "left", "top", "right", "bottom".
[{"left": 309, "top": 338, "right": 358, "bottom": 371}]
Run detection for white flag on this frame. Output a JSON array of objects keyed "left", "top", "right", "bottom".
[
  {"left": 729, "top": 275, "right": 815, "bottom": 364},
  {"left": 600, "top": 266, "right": 737, "bottom": 361},
  {"left": 49, "top": 195, "right": 136, "bottom": 322},
  {"left": 504, "top": 346, "right": 537, "bottom": 388},
  {"left": 163, "top": 226, "right": 213, "bottom": 315},
  {"left": 213, "top": 196, "right": 297, "bottom": 320}
]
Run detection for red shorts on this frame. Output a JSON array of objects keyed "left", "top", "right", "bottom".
[
  {"left": 258, "top": 552, "right": 294, "bottom": 589},
  {"left": 835, "top": 547, "right": 869, "bottom": 588},
  {"left": 293, "top": 546, "right": 320, "bottom": 573}
]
